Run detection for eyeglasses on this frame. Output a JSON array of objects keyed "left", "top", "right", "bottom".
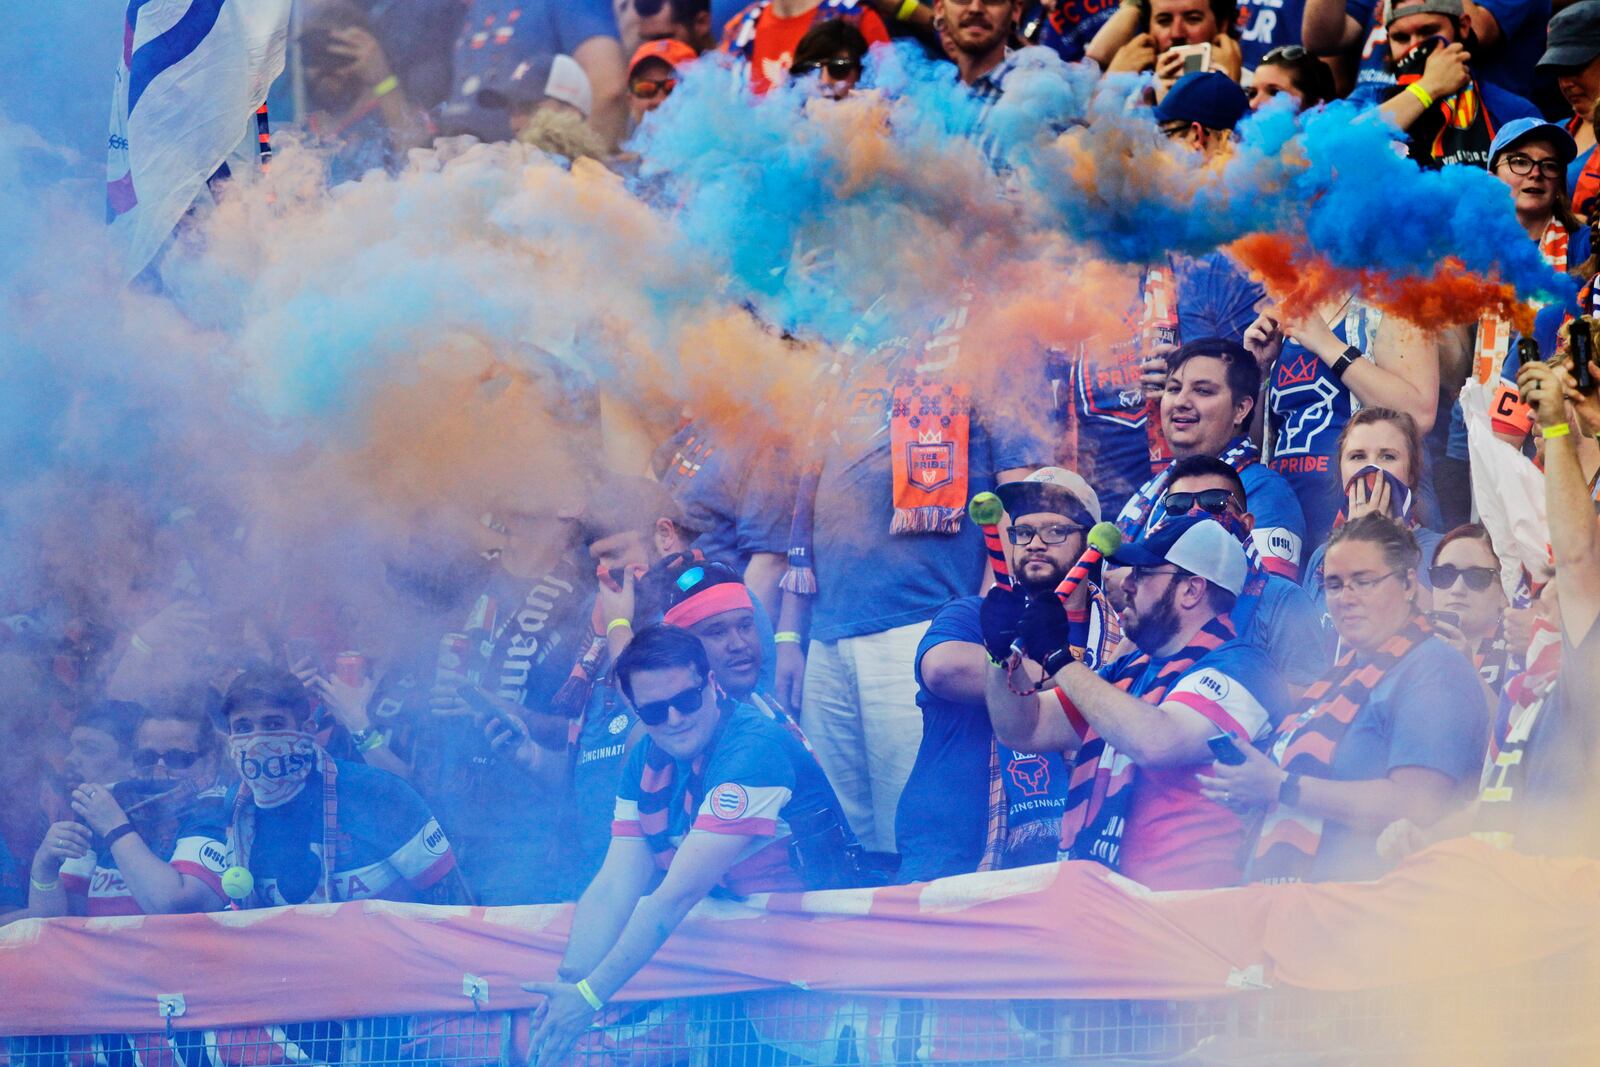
[
  {"left": 1428, "top": 563, "right": 1497, "bottom": 592},
  {"left": 1497, "top": 153, "right": 1564, "bottom": 179},
  {"left": 1323, "top": 570, "right": 1402, "bottom": 597},
  {"left": 1006, "top": 522, "right": 1083, "bottom": 546},
  {"left": 630, "top": 77, "right": 676, "bottom": 100},
  {"left": 790, "top": 58, "right": 859, "bottom": 80},
  {"left": 132, "top": 748, "right": 200, "bottom": 771},
  {"left": 632, "top": 678, "right": 707, "bottom": 727},
  {"left": 1128, "top": 565, "right": 1182, "bottom": 587},
  {"left": 1162, "top": 489, "right": 1240, "bottom": 518},
  {"left": 1262, "top": 45, "right": 1309, "bottom": 63}
]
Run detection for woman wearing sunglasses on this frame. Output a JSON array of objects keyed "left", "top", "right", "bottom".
[
  {"left": 25, "top": 705, "right": 230, "bottom": 918},
  {"left": 1199, "top": 513, "right": 1488, "bottom": 883},
  {"left": 788, "top": 18, "right": 868, "bottom": 98},
  {"left": 1427, "top": 524, "right": 1520, "bottom": 703}
]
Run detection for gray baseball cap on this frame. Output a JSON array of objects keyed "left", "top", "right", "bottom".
[
  {"left": 1383, "top": 0, "right": 1463, "bottom": 26},
  {"left": 1537, "top": 1, "right": 1600, "bottom": 71}
]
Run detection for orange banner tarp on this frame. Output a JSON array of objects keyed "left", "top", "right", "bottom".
[{"left": 1, "top": 840, "right": 1596, "bottom": 1036}]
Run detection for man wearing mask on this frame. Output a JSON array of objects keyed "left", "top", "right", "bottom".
[
  {"left": 1352, "top": 0, "right": 1538, "bottom": 170},
  {"left": 984, "top": 517, "right": 1290, "bottom": 888},
  {"left": 220, "top": 667, "right": 463, "bottom": 907}
]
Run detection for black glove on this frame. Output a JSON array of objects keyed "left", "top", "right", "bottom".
[
  {"left": 1017, "top": 592, "right": 1075, "bottom": 675},
  {"left": 978, "top": 585, "right": 1026, "bottom": 664}
]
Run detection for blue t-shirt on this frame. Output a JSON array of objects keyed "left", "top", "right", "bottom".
[
  {"left": 811, "top": 351, "right": 1051, "bottom": 641},
  {"left": 1345, "top": 0, "right": 1547, "bottom": 101},
  {"left": 654, "top": 422, "right": 796, "bottom": 578},
  {"left": 1304, "top": 636, "right": 1488, "bottom": 881},
  {"left": 1038, "top": 0, "right": 1122, "bottom": 64},
  {"left": 567, "top": 677, "right": 640, "bottom": 897},
  {"left": 1234, "top": 573, "right": 1332, "bottom": 689},
  {"left": 1238, "top": 0, "right": 1308, "bottom": 71},
  {"left": 1067, "top": 255, "right": 1265, "bottom": 518},
  {"left": 0, "top": 832, "right": 27, "bottom": 910}
]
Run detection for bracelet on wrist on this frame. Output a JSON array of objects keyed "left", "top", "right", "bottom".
[
  {"left": 101, "top": 822, "right": 138, "bottom": 850},
  {"left": 773, "top": 631, "right": 803, "bottom": 645},
  {"left": 372, "top": 75, "right": 399, "bottom": 99},
  {"left": 894, "top": 0, "right": 920, "bottom": 20},
  {"left": 575, "top": 978, "right": 605, "bottom": 1011},
  {"left": 354, "top": 727, "right": 387, "bottom": 753},
  {"left": 1541, "top": 422, "right": 1571, "bottom": 439},
  {"left": 606, "top": 618, "right": 633, "bottom": 636},
  {"left": 1405, "top": 82, "right": 1434, "bottom": 109},
  {"left": 30, "top": 876, "right": 61, "bottom": 893}
]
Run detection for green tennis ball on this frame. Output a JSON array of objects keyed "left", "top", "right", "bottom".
[
  {"left": 1087, "top": 521, "right": 1123, "bottom": 556},
  {"left": 221, "top": 866, "right": 254, "bottom": 900},
  {"left": 968, "top": 492, "right": 1005, "bottom": 526}
]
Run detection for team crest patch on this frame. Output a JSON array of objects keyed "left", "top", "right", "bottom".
[
  {"left": 709, "top": 783, "right": 749, "bottom": 821},
  {"left": 906, "top": 440, "right": 955, "bottom": 492},
  {"left": 608, "top": 713, "right": 631, "bottom": 736}
]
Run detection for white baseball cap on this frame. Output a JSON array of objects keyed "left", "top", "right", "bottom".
[
  {"left": 994, "top": 467, "right": 1102, "bottom": 525},
  {"left": 1108, "top": 515, "right": 1248, "bottom": 597}
]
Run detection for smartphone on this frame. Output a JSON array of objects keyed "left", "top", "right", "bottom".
[
  {"left": 1426, "top": 610, "right": 1460, "bottom": 629},
  {"left": 456, "top": 684, "right": 524, "bottom": 729},
  {"left": 1206, "top": 732, "right": 1247, "bottom": 766},
  {"left": 1516, "top": 336, "right": 1541, "bottom": 368},
  {"left": 1169, "top": 43, "right": 1213, "bottom": 76},
  {"left": 1569, "top": 319, "right": 1595, "bottom": 394}
]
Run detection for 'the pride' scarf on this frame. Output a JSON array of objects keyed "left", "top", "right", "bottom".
[
  {"left": 889, "top": 380, "right": 972, "bottom": 535},
  {"left": 1250, "top": 616, "right": 1430, "bottom": 883}
]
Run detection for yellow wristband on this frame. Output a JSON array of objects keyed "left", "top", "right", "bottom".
[
  {"left": 895, "top": 0, "right": 920, "bottom": 20},
  {"left": 356, "top": 729, "right": 387, "bottom": 753},
  {"left": 1406, "top": 82, "right": 1433, "bottom": 109},
  {"left": 773, "top": 631, "right": 802, "bottom": 644},
  {"left": 30, "top": 877, "right": 60, "bottom": 893},
  {"left": 606, "top": 618, "right": 633, "bottom": 636},
  {"left": 575, "top": 978, "right": 604, "bottom": 1011},
  {"left": 1542, "top": 422, "right": 1572, "bottom": 439},
  {"left": 372, "top": 75, "right": 399, "bottom": 99}
]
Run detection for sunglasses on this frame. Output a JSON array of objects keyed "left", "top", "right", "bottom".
[
  {"left": 1162, "top": 489, "right": 1239, "bottom": 517},
  {"left": 791, "top": 58, "right": 859, "bottom": 79},
  {"left": 630, "top": 77, "right": 676, "bottom": 100},
  {"left": 132, "top": 748, "right": 200, "bottom": 771},
  {"left": 1262, "top": 45, "right": 1309, "bottom": 62},
  {"left": 1006, "top": 522, "right": 1083, "bottom": 546},
  {"left": 1428, "top": 563, "right": 1497, "bottom": 592},
  {"left": 633, "top": 678, "right": 708, "bottom": 727}
]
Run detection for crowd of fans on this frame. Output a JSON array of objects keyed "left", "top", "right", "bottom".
[{"left": 5, "top": 0, "right": 1600, "bottom": 1050}]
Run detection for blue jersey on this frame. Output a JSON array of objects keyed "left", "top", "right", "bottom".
[
  {"left": 1038, "top": 0, "right": 1122, "bottom": 64},
  {"left": 653, "top": 422, "right": 796, "bottom": 578},
  {"left": 1237, "top": 0, "right": 1308, "bottom": 71}
]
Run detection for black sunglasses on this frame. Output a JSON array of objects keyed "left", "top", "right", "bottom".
[
  {"left": 132, "top": 748, "right": 200, "bottom": 771},
  {"left": 1262, "top": 45, "right": 1309, "bottom": 62},
  {"left": 633, "top": 678, "right": 708, "bottom": 727},
  {"left": 792, "top": 58, "right": 859, "bottom": 79},
  {"left": 1428, "top": 563, "right": 1497, "bottom": 592},
  {"left": 1162, "top": 489, "right": 1239, "bottom": 517}
]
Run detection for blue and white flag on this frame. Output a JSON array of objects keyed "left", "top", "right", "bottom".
[{"left": 108, "top": 0, "right": 292, "bottom": 278}]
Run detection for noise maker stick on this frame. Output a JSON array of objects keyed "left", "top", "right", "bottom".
[
  {"left": 968, "top": 492, "right": 1012, "bottom": 591},
  {"left": 1053, "top": 522, "right": 1124, "bottom": 603}
]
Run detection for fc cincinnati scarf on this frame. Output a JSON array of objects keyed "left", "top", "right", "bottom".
[
  {"left": 1117, "top": 436, "right": 1260, "bottom": 541},
  {"left": 1141, "top": 265, "right": 1178, "bottom": 475},
  {"left": 889, "top": 380, "right": 971, "bottom": 534},
  {"left": 1059, "top": 612, "right": 1236, "bottom": 871},
  {"left": 1475, "top": 619, "right": 1562, "bottom": 849},
  {"left": 1391, "top": 48, "right": 1497, "bottom": 169},
  {"left": 1250, "top": 616, "right": 1430, "bottom": 883},
  {"left": 228, "top": 747, "right": 339, "bottom": 908}
]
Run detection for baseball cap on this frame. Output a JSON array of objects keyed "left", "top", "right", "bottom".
[
  {"left": 994, "top": 467, "right": 1102, "bottom": 526},
  {"left": 1153, "top": 72, "right": 1250, "bottom": 132},
  {"left": 1383, "top": 0, "right": 1463, "bottom": 25},
  {"left": 1108, "top": 515, "right": 1248, "bottom": 597},
  {"left": 438, "top": 48, "right": 592, "bottom": 140},
  {"left": 479, "top": 53, "right": 593, "bottom": 116},
  {"left": 630, "top": 39, "right": 697, "bottom": 77},
  {"left": 1537, "top": 1, "right": 1600, "bottom": 71},
  {"left": 1488, "top": 117, "right": 1579, "bottom": 168}
]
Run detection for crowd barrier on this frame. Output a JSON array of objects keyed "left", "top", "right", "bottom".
[{"left": 4, "top": 841, "right": 1599, "bottom": 1064}]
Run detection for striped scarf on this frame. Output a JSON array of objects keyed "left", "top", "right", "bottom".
[
  {"left": 1476, "top": 620, "right": 1563, "bottom": 848},
  {"left": 1251, "top": 616, "right": 1430, "bottom": 883},
  {"left": 635, "top": 701, "right": 735, "bottom": 862},
  {"left": 228, "top": 746, "right": 339, "bottom": 908},
  {"left": 1059, "top": 612, "right": 1236, "bottom": 872}
]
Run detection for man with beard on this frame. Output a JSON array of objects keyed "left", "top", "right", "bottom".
[
  {"left": 937, "top": 0, "right": 1023, "bottom": 92},
  {"left": 983, "top": 516, "right": 1289, "bottom": 888},
  {"left": 895, "top": 469, "right": 1119, "bottom": 881}
]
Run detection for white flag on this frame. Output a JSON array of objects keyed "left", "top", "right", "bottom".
[
  {"left": 1461, "top": 377, "right": 1551, "bottom": 594},
  {"left": 108, "top": 0, "right": 292, "bottom": 279}
]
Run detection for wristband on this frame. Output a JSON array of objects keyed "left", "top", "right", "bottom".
[
  {"left": 1329, "top": 345, "right": 1360, "bottom": 382},
  {"left": 372, "top": 75, "right": 399, "bottom": 99},
  {"left": 1405, "top": 82, "right": 1433, "bottom": 109},
  {"left": 101, "top": 822, "right": 138, "bottom": 850},
  {"left": 130, "top": 634, "right": 153, "bottom": 656},
  {"left": 895, "top": 0, "right": 920, "bottom": 19},
  {"left": 575, "top": 978, "right": 605, "bottom": 1011},
  {"left": 355, "top": 728, "right": 387, "bottom": 753},
  {"left": 773, "top": 631, "right": 803, "bottom": 644},
  {"left": 30, "top": 876, "right": 60, "bottom": 893},
  {"left": 1541, "top": 422, "right": 1572, "bottom": 439},
  {"left": 606, "top": 618, "right": 633, "bottom": 636}
]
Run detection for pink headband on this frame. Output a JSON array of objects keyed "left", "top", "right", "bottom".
[{"left": 662, "top": 583, "right": 753, "bottom": 629}]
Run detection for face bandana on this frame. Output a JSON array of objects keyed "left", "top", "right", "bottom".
[
  {"left": 1344, "top": 464, "right": 1415, "bottom": 522},
  {"left": 229, "top": 730, "right": 318, "bottom": 809}
]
